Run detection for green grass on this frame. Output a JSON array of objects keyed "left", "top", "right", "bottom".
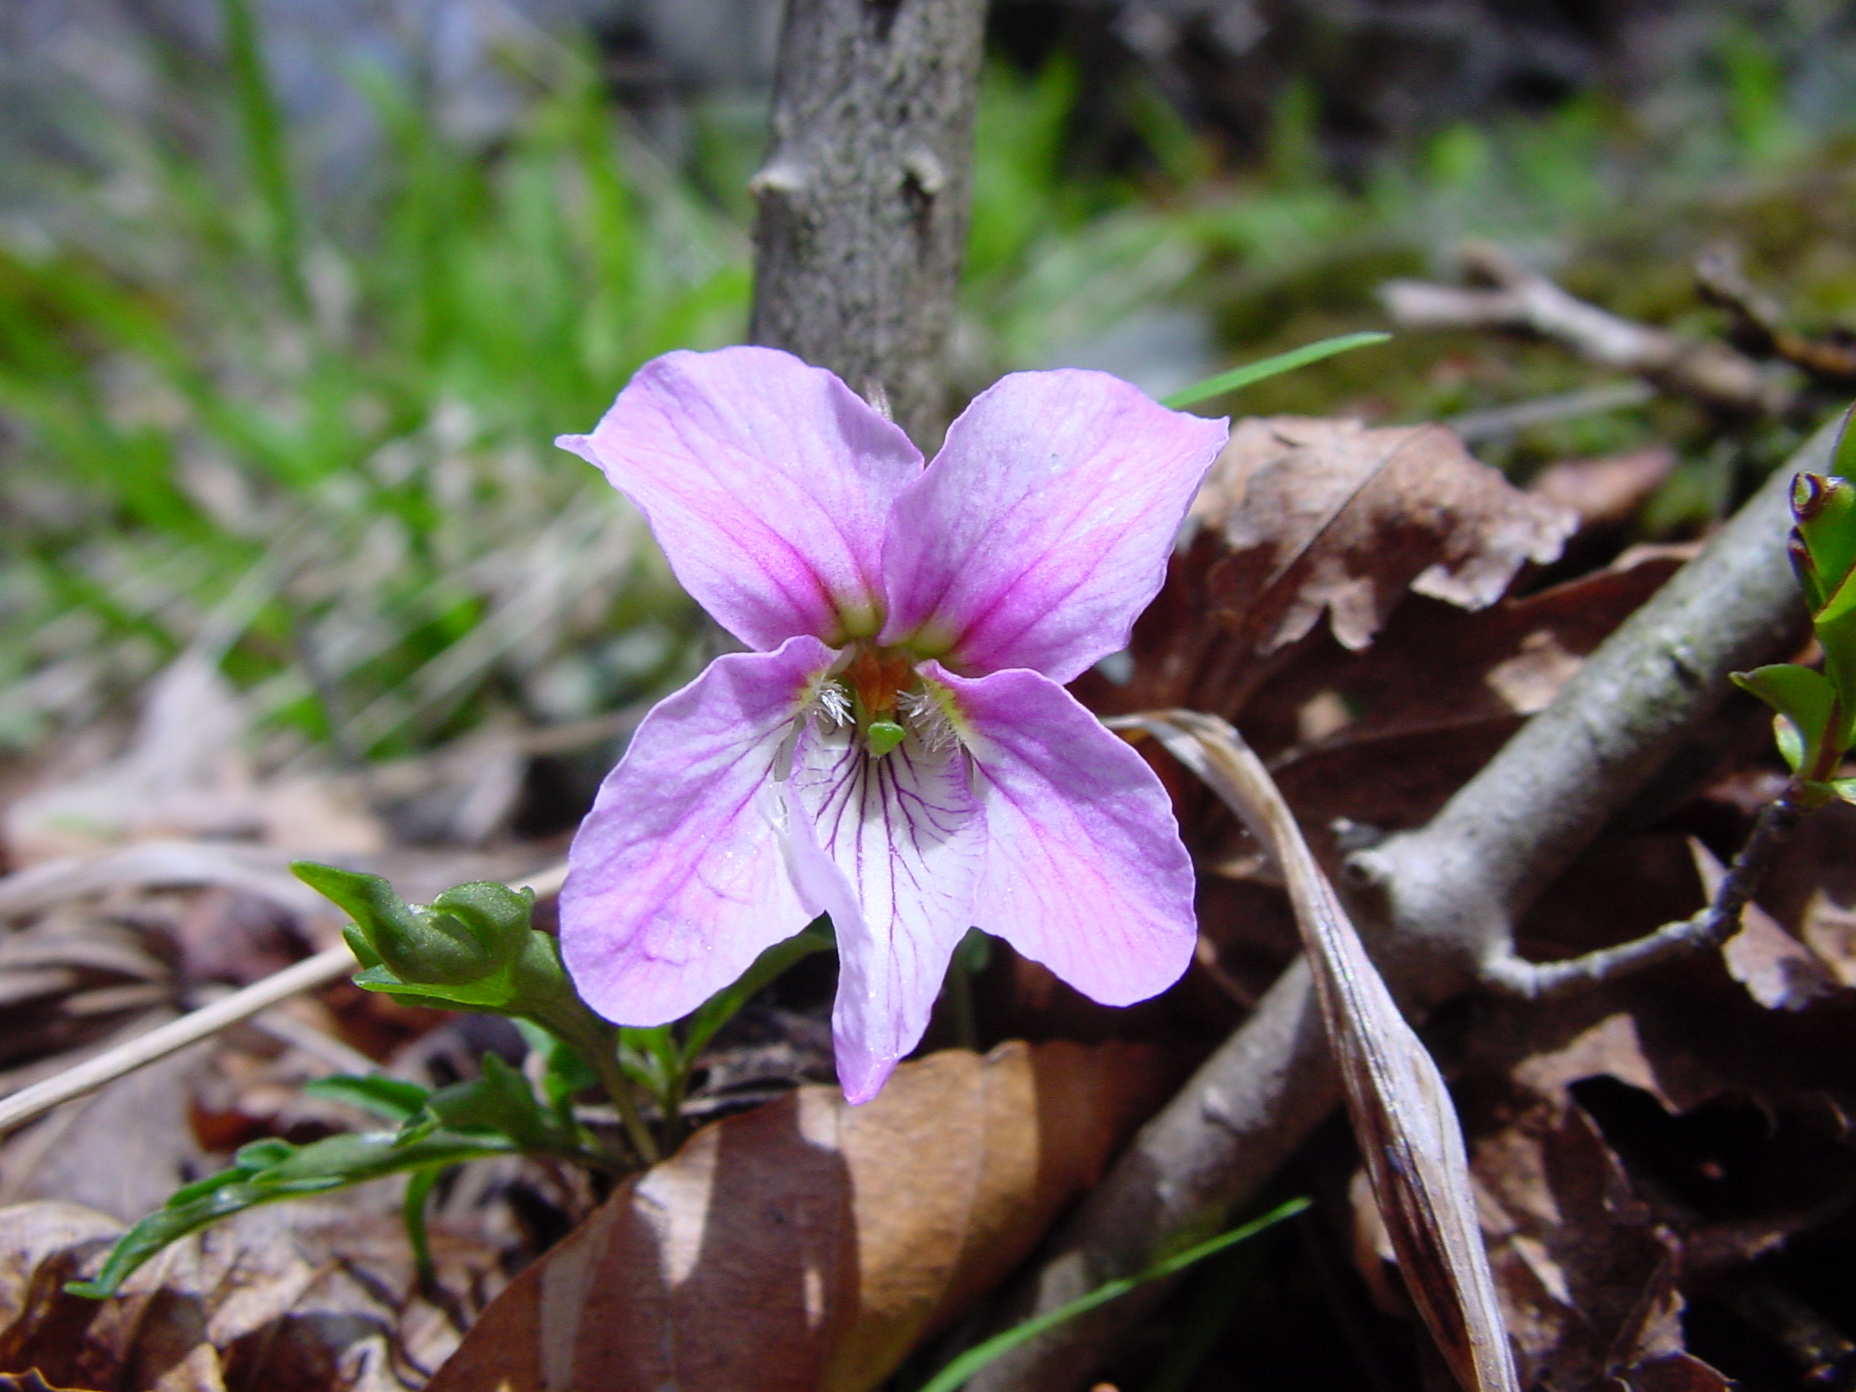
[
  {"left": 5, "top": 12, "right": 1854, "bottom": 762},
  {"left": 0, "top": 1, "right": 746, "bottom": 756}
]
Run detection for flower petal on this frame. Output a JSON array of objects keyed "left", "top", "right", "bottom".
[
  {"left": 782, "top": 718, "right": 986, "bottom": 1102},
  {"left": 558, "top": 347, "right": 923, "bottom": 649},
  {"left": 559, "top": 635, "right": 837, "bottom": 1026},
  {"left": 926, "top": 662, "right": 1197, "bottom": 1003},
  {"left": 880, "top": 371, "right": 1228, "bottom": 681}
]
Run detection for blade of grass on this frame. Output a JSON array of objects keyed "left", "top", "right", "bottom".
[
  {"left": 1161, "top": 331, "right": 1389, "bottom": 409},
  {"left": 916, "top": 1196, "right": 1309, "bottom": 1392},
  {"left": 219, "top": 0, "right": 308, "bottom": 315}
]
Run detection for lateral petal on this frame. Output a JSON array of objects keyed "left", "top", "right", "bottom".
[
  {"left": 559, "top": 347, "right": 923, "bottom": 650},
  {"left": 926, "top": 662, "right": 1197, "bottom": 1004},
  {"left": 880, "top": 371, "right": 1228, "bottom": 681},
  {"left": 782, "top": 719, "right": 986, "bottom": 1103},
  {"left": 559, "top": 635, "right": 836, "bottom": 1027}
]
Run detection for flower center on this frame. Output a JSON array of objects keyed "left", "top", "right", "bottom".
[{"left": 818, "top": 644, "right": 957, "bottom": 758}]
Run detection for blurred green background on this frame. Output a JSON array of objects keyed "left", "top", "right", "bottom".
[{"left": 3, "top": 0, "right": 1853, "bottom": 809}]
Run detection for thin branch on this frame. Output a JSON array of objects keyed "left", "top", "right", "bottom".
[
  {"left": 1696, "top": 245, "right": 1856, "bottom": 385},
  {"left": 1481, "top": 786, "right": 1809, "bottom": 999},
  {"left": 1381, "top": 241, "right": 1791, "bottom": 416},
  {"left": 1351, "top": 419, "right": 1830, "bottom": 1003}
]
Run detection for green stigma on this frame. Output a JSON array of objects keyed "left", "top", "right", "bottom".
[{"left": 866, "top": 718, "right": 907, "bottom": 757}]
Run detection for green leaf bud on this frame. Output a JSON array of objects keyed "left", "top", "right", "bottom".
[{"left": 293, "top": 862, "right": 518, "bottom": 987}]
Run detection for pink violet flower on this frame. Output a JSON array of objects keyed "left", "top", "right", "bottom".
[{"left": 555, "top": 346, "right": 1229, "bottom": 1102}]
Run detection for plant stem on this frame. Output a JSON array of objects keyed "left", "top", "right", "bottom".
[{"left": 577, "top": 1027, "right": 660, "bottom": 1167}]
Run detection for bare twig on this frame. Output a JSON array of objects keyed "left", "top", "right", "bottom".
[
  {"left": 0, "top": 945, "right": 355, "bottom": 1137},
  {"left": 0, "top": 861, "right": 569, "bottom": 1137},
  {"left": 1382, "top": 241, "right": 1791, "bottom": 416},
  {"left": 749, "top": 0, "right": 988, "bottom": 448},
  {"left": 975, "top": 419, "right": 1838, "bottom": 1392},
  {"left": 1481, "top": 786, "right": 1809, "bottom": 999},
  {"left": 1352, "top": 420, "right": 1829, "bottom": 1000},
  {"left": 1696, "top": 245, "right": 1856, "bottom": 385}
]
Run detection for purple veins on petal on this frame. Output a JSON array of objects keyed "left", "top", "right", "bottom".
[
  {"left": 878, "top": 369, "right": 1230, "bottom": 682},
  {"left": 556, "top": 346, "right": 922, "bottom": 651},
  {"left": 924, "top": 660, "right": 1198, "bottom": 1006},
  {"left": 559, "top": 634, "right": 838, "bottom": 1028},
  {"left": 782, "top": 713, "right": 986, "bottom": 1104}
]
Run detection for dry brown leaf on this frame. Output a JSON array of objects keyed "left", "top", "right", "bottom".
[
  {"left": 1133, "top": 712, "right": 1519, "bottom": 1392},
  {"left": 427, "top": 1040, "right": 1169, "bottom": 1392},
  {"left": 1527, "top": 449, "right": 1676, "bottom": 530},
  {"left": 0, "top": 1196, "right": 508, "bottom": 1392},
  {"left": 1468, "top": 1076, "right": 1702, "bottom": 1392},
  {"left": 1690, "top": 840, "right": 1841, "bottom": 1012},
  {"left": 1189, "top": 416, "right": 1575, "bottom": 659}
]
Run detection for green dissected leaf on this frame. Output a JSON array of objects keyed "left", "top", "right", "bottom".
[
  {"left": 294, "top": 861, "right": 593, "bottom": 1041},
  {"left": 1161, "top": 332, "right": 1389, "bottom": 410},
  {"left": 1829, "top": 777, "right": 1856, "bottom": 805},
  {"left": 1811, "top": 573, "right": 1856, "bottom": 725},
  {"left": 1733, "top": 663, "right": 1837, "bottom": 772},
  {"left": 294, "top": 862, "right": 527, "bottom": 989},
  {"left": 303, "top": 1074, "right": 432, "bottom": 1123},
  {"left": 914, "top": 1197, "right": 1309, "bottom": 1392},
  {"left": 68, "top": 1130, "right": 513, "bottom": 1299},
  {"left": 403, "top": 1164, "right": 446, "bottom": 1288}
]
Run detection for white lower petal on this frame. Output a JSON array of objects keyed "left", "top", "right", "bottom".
[{"left": 781, "top": 720, "right": 985, "bottom": 1102}]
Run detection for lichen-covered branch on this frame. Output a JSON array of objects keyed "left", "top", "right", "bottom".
[{"left": 749, "top": 0, "right": 987, "bottom": 448}]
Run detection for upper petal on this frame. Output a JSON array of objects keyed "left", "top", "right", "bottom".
[
  {"left": 782, "top": 716, "right": 986, "bottom": 1102},
  {"left": 926, "top": 662, "right": 1197, "bottom": 1004},
  {"left": 879, "top": 371, "right": 1228, "bottom": 681},
  {"left": 558, "top": 347, "right": 923, "bottom": 650},
  {"left": 559, "top": 635, "right": 836, "bottom": 1026}
]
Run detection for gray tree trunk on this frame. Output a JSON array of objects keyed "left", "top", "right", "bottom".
[{"left": 749, "top": 0, "right": 987, "bottom": 450}]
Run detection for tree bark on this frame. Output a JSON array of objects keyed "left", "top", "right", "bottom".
[{"left": 749, "top": 0, "right": 987, "bottom": 449}]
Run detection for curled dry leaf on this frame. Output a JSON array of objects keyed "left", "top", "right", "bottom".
[
  {"left": 1187, "top": 416, "right": 1576, "bottom": 660},
  {"left": 1131, "top": 711, "right": 1519, "bottom": 1392},
  {"left": 1449, "top": 1013, "right": 1763, "bottom": 1392},
  {"left": 426, "top": 1040, "right": 1171, "bottom": 1392}
]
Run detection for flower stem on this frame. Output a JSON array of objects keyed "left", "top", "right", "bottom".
[{"left": 573, "top": 1027, "right": 660, "bottom": 1166}]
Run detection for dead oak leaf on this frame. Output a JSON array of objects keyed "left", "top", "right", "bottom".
[
  {"left": 427, "top": 1041, "right": 1171, "bottom": 1392},
  {"left": 1189, "top": 417, "right": 1577, "bottom": 659}
]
